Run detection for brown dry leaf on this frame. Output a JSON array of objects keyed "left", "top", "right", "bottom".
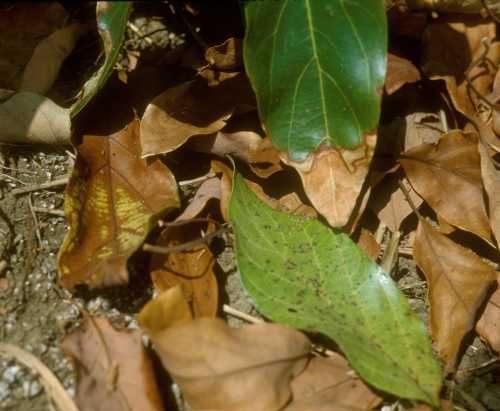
[
  {"left": 285, "top": 354, "right": 382, "bottom": 411},
  {"left": 175, "top": 177, "right": 221, "bottom": 221},
  {"left": 357, "top": 228, "right": 381, "bottom": 261},
  {"left": 189, "top": 131, "right": 282, "bottom": 178},
  {"left": 370, "top": 172, "right": 423, "bottom": 233},
  {"left": 385, "top": 53, "right": 421, "bottom": 95},
  {"left": 145, "top": 318, "right": 310, "bottom": 411},
  {"left": 20, "top": 22, "right": 89, "bottom": 95},
  {"left": 407, "top": 0, "right": 500, "bottom": 14},
  {"left": 211, "top": 160, "right": 233, "bottom": 222},
  {"left": 149, "top": 223, "right": 218, "bottom": 317},
  {"left": 62, "top": 315, "right": 164, "bottom": 411},
  {"left": 0, "top": 2, "right": 68, "bottom": 90},
  {"left": 413, "top": 219, "right": 497, "bottom": 373},
  {"left": 400, "top": 130, "right": 492, "bottom": 243},
  {"left": 58, "top": 118, "right": 179, "bottom": 290},
  {"left": 0, "top": 91, "right": 71, "bottom": 144},
  {"left": 421, "top": 18, "right": 500, "bottom": 119},
  {"left": 404, "top": 113, "right": 445, "bottom": 152},
  {"left": 478, "top": 140, "right": 500, "bottom": 243},
  {"left": 281, "top": 135, "right": 376, "bottom": 228},
  {"left": 140, "top": 72, "right": 255, "bottom": 157},
  {"left": 204, "top": 37, "right": 243, "bottom": 71},
  {"left": 476, "top": 274, "right": 500, "bottom": 352}
]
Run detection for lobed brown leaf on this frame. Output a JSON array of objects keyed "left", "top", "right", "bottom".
[
  {"left": 476, "top": 274, "right": 500, "bottom": 352},
  {"left": 413, "top": 219, "right": 498, "bottom": 373},
  {"left": 204, "top": 37, "right": 243, "bottom": 71},
  {"left": 478, "top": 140, "right": 500, "bottom": 244}
]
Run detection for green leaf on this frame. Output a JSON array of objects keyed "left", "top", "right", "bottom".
[
  {"left": 70, "top": 1, "right": 132, "bottom": 117},
  {"left": 243, "top": 0, "right": 387, "bottom": 161},
  {"left": 229, "top": 174, "right": 442, "bottom": 405}
]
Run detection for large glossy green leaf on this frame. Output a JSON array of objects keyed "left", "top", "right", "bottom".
[
  {"left": 70, "top": 1, "right": 132, "bottom": 117},
  {"left": 229, "top": 174, "right": 442, "bottom": 405},
  {"left": 243, "top": 0, "right": 387, "bottom": 160}
]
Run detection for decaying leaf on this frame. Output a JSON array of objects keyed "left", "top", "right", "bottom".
[
  {"left": 281, "top": 135, "right": 376, "bottom": 228},
  {"left": 204, "top": 37, "right": 243, "bottom": 71},
  {"left": 370, "top": 172, "right": 423, "bottom": 233},
  {"left": 476, "top": 275, "right": 500, "bottom": 352},
  {"left": 401, "top": 130, "right": 492, "bottom": 242},
  {"left": 0, "top": 2, "right": 68, "bottom": 90},
  {"left": 404, "top": 113, "right": 446, "bottom": 151},
  {"left": 20, "top": 22, "right": 89, "bottom": 95},
  {"left": 189, "top": 130, "right": 282, "bottom": 178},
  {"left": 140, "top": 72, "right": 255, "bottom": 157},
  {"left": 175, "top": 177, "right": 221, "bottom": 222},
  {"left": 58, "top": 118, "right": 179, "bottom": 290},
  {"left": 150, "top": 223, "right": 218, "bottom": 317},
  {"left": 62, "top": 315, "right": 164, "bottom": 411},
  {"left": 478, "top": 141, "right": 500, "bottom": 243},
  {"left": 0, "top": 92, "right": 71, "bottom": 144},
  {"left": 139, "top": 288, "right": 311, "bottom": 411},
  {"left": 357, "top": 228, "right": 381, "bottom": 261},
  {"left": 413, "top": 219, "right": 498, "bottom": 372},
  {"left": 211, "top": 160, "right": 233, "bottom": 222},
  {"left": 385, "top": 53, "right": 421, "bottom": 95},
  {"left": 285, "top": 355, "right": 382, "bottom": 411},
  {"left": 421, "top": 18, "right": 500, "bottom": 118}
]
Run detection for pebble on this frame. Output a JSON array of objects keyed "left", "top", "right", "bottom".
[
  {"left": 3, "top": 365, "right": 22, "bottom": 383},
  {"left": 0, "top": 381, "right": 10, "bottom": 402}
]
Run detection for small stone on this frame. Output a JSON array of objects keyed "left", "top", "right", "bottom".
[
  {"left": 3, "top": 365, "right": 21, "bottom": 383},
  {"left": 0, "top": 381, "right": 10, "bottom": 402}
]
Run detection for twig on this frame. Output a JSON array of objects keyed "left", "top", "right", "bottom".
[
  {"left": 380, "top": 230, "right": 401, "bottom": 275},
  {"left": 0, "top": 343, "right": 80, "bottom": 411},
  {"left": 143, "top": 226, "right": 228, "bottom": 254},
  {"left": 398, "top": 180, "right": 423, "bottom": 220},
  {"left": 223, "top": 304, "right": 264, "bottom": 324},
  {"left": 159, "top": 217, "right": 221, "bottom": 228},
  {"left": 11, "top": 176, "right": 69, "bottom": 195},
  {"left": 178, "top": 172, "right": 215, "bottom": 187},
  {"left": 32, "top": 207, "right": 65, "bottom": 217},
  {"left": 457, "top": 357, "right": 499, "bottom": 375},
  {"left": 28, "top": 195, "right": 42, "bottom": 248},
  {"left": 375, "top": 222, "right": 386, "bottom": 245}
]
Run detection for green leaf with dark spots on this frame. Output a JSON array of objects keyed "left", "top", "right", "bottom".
[
  {"left": 229, "top": 174, "right": 442, "bottom": 405},
  {"left": 70, "top": 1, "right": 132, "bottom": 117},
  {"left": 243, "top": 0, "right": 387, "bottom": 160}
]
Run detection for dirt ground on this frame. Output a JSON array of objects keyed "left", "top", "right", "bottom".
[{"left": 0, "top": 3, "right": 499, "bottom": 411}]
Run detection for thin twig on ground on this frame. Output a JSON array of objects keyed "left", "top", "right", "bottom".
[
  {"left": 11, "top": 176, "right": 69, "bottom": 196},
  {"left": 32, "top": 207, "right": 65, "bottom": 217},
  {"left": 0, "top": 343, "right": 79, "bottom": 411}
]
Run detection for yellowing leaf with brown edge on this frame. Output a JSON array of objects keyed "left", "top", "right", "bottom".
[
  {"left": 285, "top": 354, "right": 382, "bottom": 411},
  {"left": 58, "top": 118, "right": 179, "bottom": 290},
  {"left": 476, "top": 274, "right": 500, "bottom": 352},
  {"left": 413, "top": 219, "right": 497, "bottom": 373},
  {"left": 62, "top": 315, "right": 164, "bottom": 411},
  {"left": 401, "top": 130, "right": 492, "bottom": 243},
  {"left": 140, "top": 72, "right": 255, "bottom": 157},
  {"left": 149, "top": 223, "right": 218, "bottom": 317},
  {"left": 421, "top": 18, "right": 500, "bottom": 118},
  {"left": 281, "top": 135, "right": 376, "bottom": 228},
  {"left": 138, "top": 286, "right": 310, "bottom": 411}
]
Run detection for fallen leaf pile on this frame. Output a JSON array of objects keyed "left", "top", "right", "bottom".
[{"left": 3, "top": 2, "right": 500, "bottom": 411}]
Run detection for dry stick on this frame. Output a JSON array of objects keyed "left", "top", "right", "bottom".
[
  {"left": 380, "top": 230, "right": 401, "bottom": 275},
  {"left": 143, "top": 226, "right": 229, "bottom": 255},
  {"left": 178, "top": 172, "right": 216, "bottom": 187},
  {"left": 27, "top": 195, "right": 42, "bottom": 247},
  {"left": 11, "top": 176, "right": 69, "bottom": 196},
  {"left": 158, "top": 217, "right": 221, "bottom": 228},
  {"left": 32, "top": 207, "right": 65, "bottom": 217},
  {"left": 0, "top": 343, "right": 80, "bottom": 411}
]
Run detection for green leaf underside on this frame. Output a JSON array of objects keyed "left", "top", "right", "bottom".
[
  {"left": 243, "top": 0, "right": 387, "bottom": 160},
  {"left": 70, "top": 1, "right": 131, "bottom": 117},
  {"left": 229, "top": 174, "right": 442, "bottom": 405}
]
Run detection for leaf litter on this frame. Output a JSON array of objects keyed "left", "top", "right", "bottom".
[{"left": 1, "top": 2, "right": 500, "bottom": 411}]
